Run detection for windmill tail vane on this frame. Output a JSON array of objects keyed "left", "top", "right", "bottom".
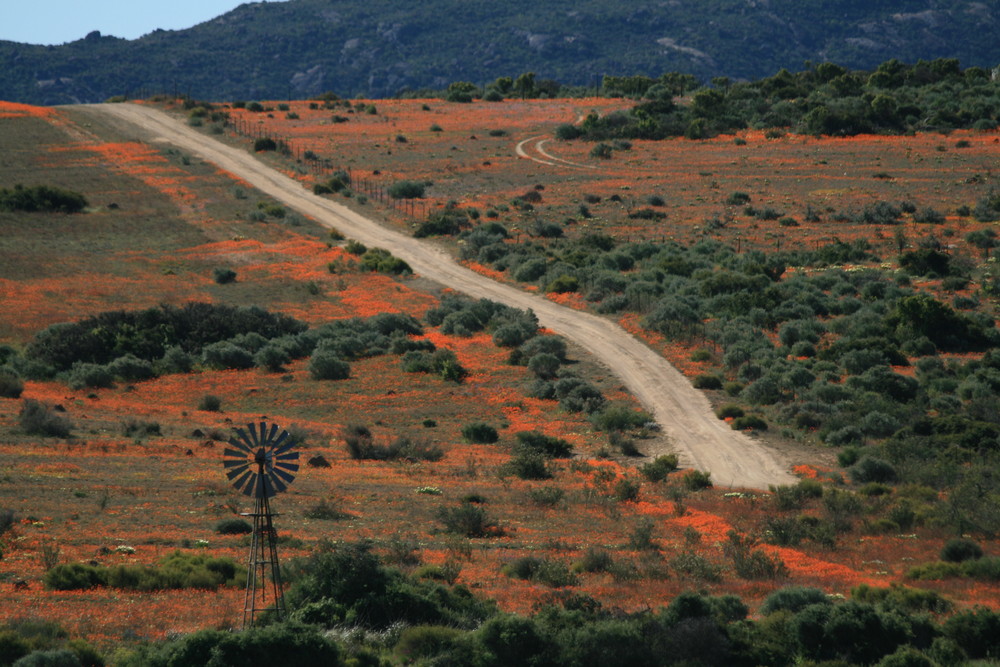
[{"left": 222, "top": 421, "right": 300, "bottom": 627}]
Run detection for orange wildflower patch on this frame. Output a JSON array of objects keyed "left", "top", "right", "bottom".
[
  {"left": 0, "top": 101, "right": 56, "bottom": 118},
  {"left": 668, "top": 508, "right": 732, "bottom": 543}
]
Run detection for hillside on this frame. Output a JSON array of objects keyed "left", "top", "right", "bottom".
[{"left": 2, "top": 0, "right": 999, "bottom": 104}]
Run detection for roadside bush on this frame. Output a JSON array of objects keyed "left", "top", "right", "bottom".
[
  {"left": 461, "top": 422, "right": 499, "bottom": 444},
  {"left": 640, "top": 455, "right": 678, "bottom": 481},
  {"left": 692, "top": 374, "right": 723, "bottom": 390},
  {"left": 684, "top": 469, "right": 713, "bottom": 490},
  {"left": 19, "top": 400, "right": 71, "bottom": 438},
  {"left": 715, "top": 404, "right": 745, "bottom": 419},
  {"left": 388, "top": 180, "right": 426, "bottom": 199},
  {"left": 731, "top": 415, "right": 768, "bottom": 431},
  {"left": 360, "top": 248, "right": 412, "bottom": 275},
  {"left": 590, "top": 403, "right": 651, "bottom": 431},
  {"left": 253, "top": 137, "right": 277, "bottom": 152}
]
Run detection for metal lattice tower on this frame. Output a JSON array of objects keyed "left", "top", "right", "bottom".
[{"left": 223, "top": 421, "right": 299, "bottom": 628}]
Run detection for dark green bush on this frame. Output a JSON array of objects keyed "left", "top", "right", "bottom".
[
  {"left": 19, "top": 399, "right": 71, "bottom": 438},
  {"left": 640, "top": 454, "right": 678, "bottom": 481},
  {"left": 0, "top": 371, "right": 23, "bottom": 398},
  {"left": 66, "top": 363, "right": 114, "bottom": 390},
  {"left": 438, "top": 503, "right": 501, "bottom": 538},
  {"left": 44, "top": 563, "right": 107, "bottom": 590},
  {"left": 201, "top": 342, "right": 254, "bottom": 370},
  {"left": 461, "top": 422, "right": 499, "bottom": 444},
  {"left": 692, "top": 374, "right": 723, "bottom": 390},
  {"left": 212, "top": 267, "right": 237, "bottom": 284},
  {"left": 253, "top": 137, "right": 277, "bottom": 151},
  {"left": 0, "top": 184, "right": 87, "bottom": 213},
  {"left": 215, "top": 519, "right": 253, "bottom": 535},
  {"left": 515, "top": 431, "right": 573, "bottom": 458},
  {"left": 502, "top": 449, "right": 553, "bottom": 480},
  {"left": 308, "top": 350, "right": 350, "bottom": 380},
  {"left": 731, "top": 415, "right": 768, "bottom": 431},
  {"left": 941, "top": 538, "right": 983, "bottom": 563},
  {"left": 388, "top": 180, "right": 426, "bottom": 199},
  {"left": 197, "top": 394, "right": 222, "bottom": 412}
]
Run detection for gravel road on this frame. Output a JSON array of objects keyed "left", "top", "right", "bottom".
[{"left": 78, "top": 103, "right": 796, "bottom": 489}]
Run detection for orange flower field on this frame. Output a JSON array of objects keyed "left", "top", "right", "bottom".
[{"left": 0, "top": 98, "right": 998, "bottom": 654}]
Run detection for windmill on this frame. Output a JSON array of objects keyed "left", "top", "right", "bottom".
[{"left": 223, "top": 421, "right": 299, "bottom": 628}]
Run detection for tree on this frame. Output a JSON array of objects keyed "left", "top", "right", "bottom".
[{"left": 965, "top": 228, "right": 997, "bottom": 258}]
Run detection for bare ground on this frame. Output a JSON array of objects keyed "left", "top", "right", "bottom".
[{"left": 72, "top": 103, "right": 796, "bottom": 490}]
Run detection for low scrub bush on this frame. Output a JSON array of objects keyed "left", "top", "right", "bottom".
[
  {"left": 388, "top": 180, "right": 426, "bottom": 199},
  {"left": 640, "top": 454, "right": 678, "bottom": 481},
  {"left": 0, "top": 370, "right": 23, "bottom": 398},
  {"left": 437, "top": 503, "right": 501, "bottom": 538},
  {"left": 19, "top": 399, "right": 71, "bottom": 438},
  {"left": 197, "top": 394, "right": 222, "bottom": 412},
  {"left": 515, "top": 431, "right": 573, "bottom": 458},
  {"left": 215, "top": 519, "right": 252, "bottom": 535},
  {"left": 461, "top": 422, "right": 499, "bottom": 444},
  {"left": 0, "top": 184, "right": 88, "bottom": 213}
]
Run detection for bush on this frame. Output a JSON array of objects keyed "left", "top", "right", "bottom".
[
  {"left": 215, "top": 519, "right": 252, "bottom": 535},
  {"left": 640, "top": 455, "right": 679, "bottom": 481},
  {"left": 941, "top": 538, "right": 983, "bottom": 563},
  {"left": 528, "top": 487, "right": 565, "bottom": 507},
  {"left": 212, "top": 267, "right": 237, "bottom": 284},
  {"left": 253, "top": 137, "right": 277, "bottom": 152},
  {"left": 760, "top": 586, "right": 830, "bottom": 614},
  {"left": 502, "top": 449, "right": 553, "bottom": 480},
  {"left": 0, "top": 184, "right": 88, "bottom": 214},
  {"left": 715, "top": 404, "right": 745, "bottom": 419},
  {"left": 731, "top": 415, "right": 768, "bottom": 431},
  {"left": 692, "top": 374, "right": 723, "bottom": 390},
  {"left": 0, "top": 371, "right": 24, "bottom": 398},
  {"left": 515, "top": 431, "right": 573, "bottom": 458},
  {"left": 684, "top": 469, "right": 713, "bottom": 490},
  {"left": 438, "top": 503, "right": 501, "bottom": 538},
  {"left": 201, "top": 342, "right": 253, "bottom": 370},
  {"left": 308, "top": 350, "right": 350, "bottom": 380},
  {"left": 197, "top": 394, "right": 222, "bottom": 412},
  {"left": 461, "top": 422, "right": 499, "bottom": 444},
  {"left": 388, "top": 180, "right": 426, "bottom": 199},
  {"left": 66, "top": 363, "right": 113, "bottom": 390},
  {"left": 19, "top": 400, "right": 71, "bottom": 438},
  {"left": 44, "top": 563, "right": 107, "bottom": 590},
  {"left": 850, "top": 457, "right": 897, "bottom": 484}
]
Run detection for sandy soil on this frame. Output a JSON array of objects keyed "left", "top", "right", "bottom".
[{"left": 74, "top": 103, "right": 796, "bottom": 490}]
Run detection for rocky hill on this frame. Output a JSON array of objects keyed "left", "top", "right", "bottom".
[{"left": 1, "top": 0, "right": 997, "bottom": 104}]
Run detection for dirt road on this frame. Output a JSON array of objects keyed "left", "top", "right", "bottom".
[{"left": 77, "top": 103, "right": 795, "bottom": 490}]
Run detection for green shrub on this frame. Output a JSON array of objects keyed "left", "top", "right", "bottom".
[
  {"left": 590, "top": 403, "right": 651, "bottom": 431},
  {"left": 215, "top": 519, "right": 252, "bottom": 535},
  {"left": 461, "top": 422, "right": 499, "bottom": 444},
  {"left": 715, "top": 404, "right": 745, "bottom": 419},
  {"left": 640, "top": 455, "right": 678, "bottom": 481},
  {"left": 503, "top": 557, "right": 577, "bottom": 587},
  {"left": 44, "top": 563, "right": 107, "bottom": 590},
  {"left": 394, "top": 625, "right": 461, "bottom": 662},
  {"left": 0, "top": 184, "right": 88, "bottom": 214},
  {"left": 515, "top": 431, "right": 573, "bottom": 457},
  {"left": 0, "top": 371, "right": 23, "bottom": 398},
  {"left": 528, "top": 487, "right": 565, "bottom": 507},
  {"left": 388, "top": 180, "right": 426, "bottom": 199},
  {"left": 253, "top": 137, "right": 277, "bottom": 152},
  {"left": 66, "top": 363, "right": 114, "bottom": 389},
  {"left": 438, "top": 503, "right": 501, "bottom": 538},
  {"left": 360, "top": 248, "right": 412, "bottom": 275},
  {"left": 502, "top": 449, "right": 553, "bottom": 480},
  {"left": 197, "top": 394, "right": 222, "bottom": 412},
  {"left": 684, "top": 469, "right": 713, "bottom": 490},
  {"left": 941, "top": 538, "right": 983, "bottom": 563},
  {"left": 731, "top": 415, "right": 768, "bottom": 431},
  {"left": 212, "top": 267, "right": 237, "bottom": 284},
  {"left": 201, "top": 342, "right": 253, "bottom": 370},
  {"left": 19, "top": 400, "right": 71, "bottom": 438},
  {"left": 308, "top": 350, "right": 350, "bottom": 380},
  {"left": 692, "top": 374, "right": 723, "bottom": 390},
  {"left": 760, "top": 586, "right": 830, "bottom": 614}
]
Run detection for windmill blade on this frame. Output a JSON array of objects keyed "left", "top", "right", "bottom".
[
  {"left": 274, "top": 450, "right": 299, "bottom": 462},
  {"left": 273, "top": 440, "right": 296, "bottom": 457},
  {"left": 274, "top": 460, "right": 299, "bottom": 475},
  {"left": 264, "top": 423, "right": 281, "bottom": 447},
  {"left": 270, "top": 431, "right": 291, "bottom": 453},
  {"left": 245, "top": 423, "right": 261, "bottom": 449},
  {"left": 266, "top": 471, "right": 288, "bottom": 495},
  {"left": 223, "top": 448, "right": 251, "bottom": 462},
  {"left": 231, "top": 469, "right": 254, "bottom": 495},
  {"left": 231, "top": 427, "right": 254, "bottom": 450},
  {"left": 226, "top": 464, "right": 250, "bottom": 480},
  {"left": 271, "top": 466, "right": 296, "bottom": 485}
]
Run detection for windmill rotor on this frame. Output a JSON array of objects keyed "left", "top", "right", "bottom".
[{"left": 223, "top": 421, "right": 299, "bottom": 498}]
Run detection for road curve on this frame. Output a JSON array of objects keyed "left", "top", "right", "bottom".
[{"left": 78, "top": 103, "right": 795, "bottom": 490}]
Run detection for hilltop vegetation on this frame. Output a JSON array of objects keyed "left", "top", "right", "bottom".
[{"left": 1, "top": 0, "right": 998, "bottom": 103}]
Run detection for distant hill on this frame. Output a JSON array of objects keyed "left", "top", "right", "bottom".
[{"left": 2, "top": 0, "right": 998, "bottom": 104}]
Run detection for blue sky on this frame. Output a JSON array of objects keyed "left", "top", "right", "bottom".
[{"left": 1, "top": 1, "right": 287, "bottom": 45}]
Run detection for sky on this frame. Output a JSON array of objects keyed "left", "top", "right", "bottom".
[{"left": 0, "top": 0, "right": 286, "bottom": 45}]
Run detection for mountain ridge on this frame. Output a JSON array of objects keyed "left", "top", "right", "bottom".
[{"left": 2, "top": 0, "right": 998, "bottom": 104}]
